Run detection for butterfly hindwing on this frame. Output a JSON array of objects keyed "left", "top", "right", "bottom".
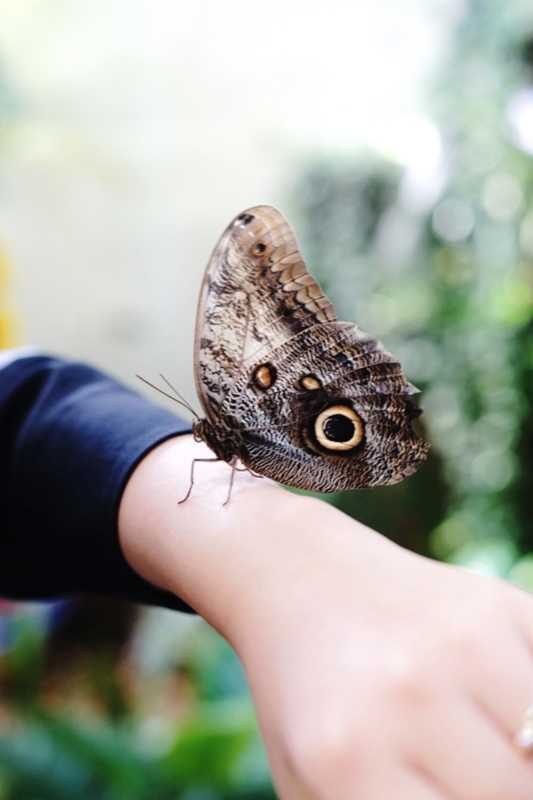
[{"left": 223, "top": 322, "right": 429, "bottom": 491}]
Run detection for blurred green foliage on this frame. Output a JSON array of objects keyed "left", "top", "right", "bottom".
[
  {"left": 0, "top": 705, "right": 272, "bottom": 800},
  {"left": 0, "top": 614, "right": 274, "bottom": 800}
]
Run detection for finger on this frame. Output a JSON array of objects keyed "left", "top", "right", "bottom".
[
  {"left": 355, "top": 760, "right": 451, "bottom": 800},
  {"left": 402, "top": 690, "right": 533, "bottom": 799},
  {"left": 464, "top": 626, "right": 533, "bottom": 741}
]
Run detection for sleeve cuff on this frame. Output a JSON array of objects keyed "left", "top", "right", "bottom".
[{"left": 1, "top": 355, "right": 195, "bottom": 612}]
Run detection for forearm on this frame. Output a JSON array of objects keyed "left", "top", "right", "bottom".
[{"left": 117, "top": 433, "right": 416, "bottom": 653}]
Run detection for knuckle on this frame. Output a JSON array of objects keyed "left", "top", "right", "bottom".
[
  {"left": 443, "top": 599, "right": 500, "bottom": 666},
  {"left": 445, "top": 622, "right": 480, "bottom": 659},
  {"left": 284, "top": 714, "right": 369, "bottom": 788},
  {"left": 386, "top": 655, "right": 436, "bottom": 708}
]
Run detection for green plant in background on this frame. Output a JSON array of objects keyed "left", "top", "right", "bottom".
[
  {"left": 292, "top": 0, "right": 533, "bottom": 583},
  {"left": 0, "top": 705, "right": 273, "bottom": 800},
  {"left": 0, "top": 618, "right": 274, "bottom": 800}
]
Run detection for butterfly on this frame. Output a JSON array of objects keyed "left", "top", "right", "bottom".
[{"left": 144, "top": 206, "right": 429, "bottom": 502}]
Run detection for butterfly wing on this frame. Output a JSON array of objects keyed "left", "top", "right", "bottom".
[
  {"left": 194, "top": 205, "right": 429, "bottom": 490},
  {"left": 194, "top": 205, "right": 335, "bottom": 425},
  {"left": 225, "top": 320, "right": 430, "bottom": 491}
]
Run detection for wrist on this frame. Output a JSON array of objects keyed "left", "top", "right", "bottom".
[
  {"left": 225, "top": 495, "right": 412, "bottom": 666},
  {"left": 117, "top": 433, "right": 413, "bottom": 654},
  {"left": 117, "top": 434, "right": 304, "bottom": 639}
]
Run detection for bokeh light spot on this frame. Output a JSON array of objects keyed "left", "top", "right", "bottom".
[{"left": 432, "top": 198, "right": 475, "bottom": 243}]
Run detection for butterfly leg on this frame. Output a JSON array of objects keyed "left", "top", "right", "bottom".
[
  {"left": 235, "top": 465, "right": 264, "bottom": 478},
  {"left": 178, "top": 457, "right": 220, "bottom": 504},
  {"left": 222, "top": 460, "right": 238, "bottom": 507}
]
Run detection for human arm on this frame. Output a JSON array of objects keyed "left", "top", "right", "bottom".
[
  {"left": 119, "top": 433, "right": 533, "bottom": 799},
  {"left": 3, "top": 352, "right": 533, "bottom": 798}
]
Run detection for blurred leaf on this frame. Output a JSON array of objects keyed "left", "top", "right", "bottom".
[
  {"left": 161, "top": 701, "right": 256, "bottom": 792},
  {"left": 185, "top": 632, "right": 247, "bottom": 703},
  {"left": 3, "top": 619, "right": 45, "bottom": 707},
  {"left": 0, "top": 710, "right": 164, "bottom": 800}
]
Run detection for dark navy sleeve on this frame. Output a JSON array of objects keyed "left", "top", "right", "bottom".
[{"left": 0, "top": 354, "right": 194, "bottom": 612}]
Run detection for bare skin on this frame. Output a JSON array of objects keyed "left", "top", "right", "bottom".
[{"left": 118, "top": 434, "right": 533, "bottom": 799}]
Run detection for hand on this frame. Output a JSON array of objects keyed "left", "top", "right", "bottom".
[
  {"left": 235, "top": 519, "right": 533, "bottom": 799},
  {"left": 118, "top": 435, "right": 533, "bottom": 799}
]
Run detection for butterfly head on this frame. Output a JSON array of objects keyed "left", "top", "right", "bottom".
[{"left": 192, "top": 417, "right": 237, "bottom": 463}]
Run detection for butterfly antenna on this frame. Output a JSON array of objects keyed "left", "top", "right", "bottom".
[
  {"left": 159, "top": 373, "right": 201, "bottom": 420},
  {"left": 136, "top": 374, "right": 200, "bottom": 420}
]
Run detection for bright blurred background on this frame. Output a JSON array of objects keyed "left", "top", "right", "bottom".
[{"left": 2, "top": 1, "right": 533, "bottom": 797}]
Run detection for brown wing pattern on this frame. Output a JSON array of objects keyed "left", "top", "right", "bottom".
[
  {"left": 223, "top": 322, "right": 429, "bottom": 490},
  {"left": 193, "top": 205, "right": 429, "bottom": 491},
  {"left": 194, "top": 206, "right": 335, "bottom": 422}
]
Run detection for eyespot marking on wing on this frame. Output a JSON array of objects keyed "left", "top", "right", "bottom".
[
  {"left": 236, "top": 213, "right": 255, "bottom": 226},
  {"left": 314, "top": 405, "right": 365, "bottom": 452},
  {"left": 300, "top": 374, "right": 322, "bottom": 391},
  {"left": 253, "top": 363, "right": 276, "bottom": 390}
]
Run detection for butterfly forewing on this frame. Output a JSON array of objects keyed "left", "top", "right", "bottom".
[{"left": 194, "top": 206, "right": 335, "bottom": 423}]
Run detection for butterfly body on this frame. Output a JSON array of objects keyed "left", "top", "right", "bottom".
[
  {"left": 192, "top": 206, "right": 429, "bottom": 493},
  {"left": 191, "top": 417, "right": 241, "bottom": 464}
]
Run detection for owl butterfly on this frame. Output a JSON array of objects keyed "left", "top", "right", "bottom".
[{"left": 184, "top": 205, "right": 429, "bottom": 501}]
